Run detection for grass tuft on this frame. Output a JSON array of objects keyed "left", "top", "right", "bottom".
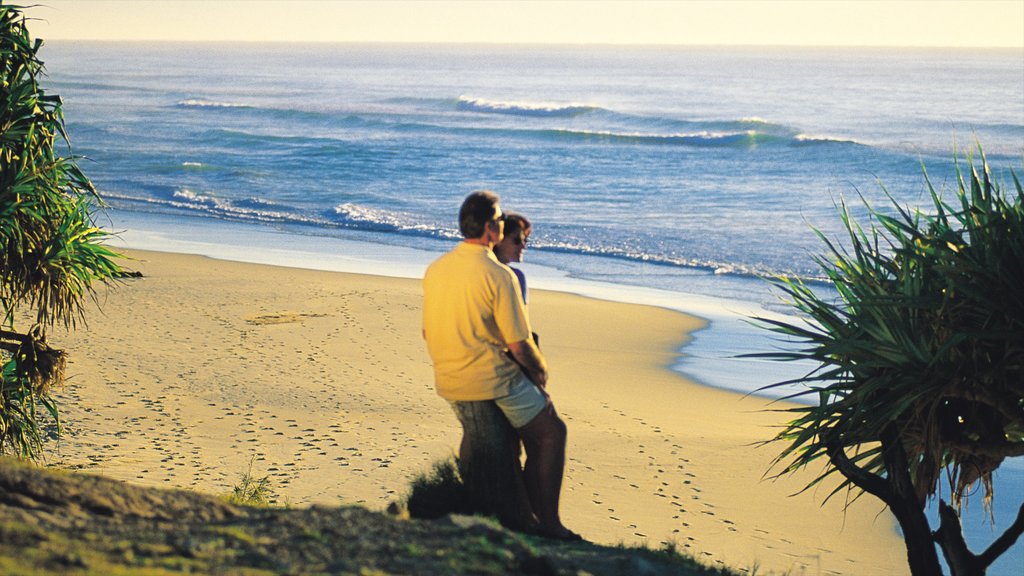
[{"left": 227, "top": 457, "right": 273, "bottom": 507}]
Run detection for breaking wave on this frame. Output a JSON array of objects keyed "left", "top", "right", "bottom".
[
  {"left": 177, "top": 98, "right": 254, "bottom": 109},
  {"left": 455, "top": 96, "right": 601, "bottom": 118},
  {"left": 104, "top": 189, "right": 812, "bottom": 279}
]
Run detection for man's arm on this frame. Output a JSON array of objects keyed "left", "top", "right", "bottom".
[{"left": 508, "top": 338, "right": 548, "bottom": 388}]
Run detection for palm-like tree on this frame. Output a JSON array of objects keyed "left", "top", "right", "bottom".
[
  {"left": 1, "top": 2, "right": 123, "bottom": 458},
  {"left": 755, "top": 151, "right": 1024, "bottom": 575}
]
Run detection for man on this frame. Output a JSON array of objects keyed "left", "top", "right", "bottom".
[{"left": 422, "top": 190, "right": 578, "bottom": 541}]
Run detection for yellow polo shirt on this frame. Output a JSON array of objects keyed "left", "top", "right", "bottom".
[{"left": 422, "top": 242, "right": 532, "bottom": 401}]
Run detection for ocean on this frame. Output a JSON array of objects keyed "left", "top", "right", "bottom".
[{"left": 45, "top": 42, "right": 1023, "bottom": 573}]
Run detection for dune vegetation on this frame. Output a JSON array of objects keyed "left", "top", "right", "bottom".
[{"left": 0, "top": 457, "right": 737, "bottom": 576}]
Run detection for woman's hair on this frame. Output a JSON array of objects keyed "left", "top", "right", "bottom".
[
  {"left": 458, "top": 190, "right": 500, "bottom": 239},
  {"left": 502, "top": 212, "right": 532, "bottom": 242}
]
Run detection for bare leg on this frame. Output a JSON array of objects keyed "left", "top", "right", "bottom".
[{"left": 516, "top": 402, "right": 574, "bottom": 538}]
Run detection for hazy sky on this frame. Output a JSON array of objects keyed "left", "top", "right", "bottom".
[{"left": 31, "top": 1, "right": 1024, "bottom": 48}]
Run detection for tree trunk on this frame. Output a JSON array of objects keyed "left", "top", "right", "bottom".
[
  {"left": 888, "top": 485, "right": 944, "bottom": 575},
  {"left": 879, "top": 428, "right": 946, "bottom": 576},
  {"left": 451, "top": 401, "right": 535, "bottom": 532}
]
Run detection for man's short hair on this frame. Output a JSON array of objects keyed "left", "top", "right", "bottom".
[{"left": 459, "top": 190, "right": 500, "bottom": 239}]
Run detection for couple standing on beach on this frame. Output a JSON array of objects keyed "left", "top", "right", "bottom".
[{"left": 422, "top": 190, "right": 580, "bottom": 541}]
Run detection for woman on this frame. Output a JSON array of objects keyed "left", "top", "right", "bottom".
[
  {"left": 493, "top": 211, "right": 575, "bottom": 540},
  {"left": 493, "top": 212, "right": 531, "bottom": 304},
  {"left": 494, "top": 212, "right": 540, "bottom": 350}
]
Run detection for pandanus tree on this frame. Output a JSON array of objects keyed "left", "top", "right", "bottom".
[
  {"left": 1, "top": 2, "right": 123, "bottom": 458},
  {"left": 754, "top": 150, "right": 1024, "bottom": 575}
]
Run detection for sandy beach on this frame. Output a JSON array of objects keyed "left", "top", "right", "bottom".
[{"left": 41, "top": 248, "right": 907, "bottom": 575}]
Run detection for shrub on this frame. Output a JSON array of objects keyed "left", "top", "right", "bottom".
[
  {"left": 0, "top": 3, "right": 123, "bottom": 459},
  {"left": 404, "top": 456, "right": 473, "bottom": 520},
  {"left": 754, "top": 148, "right": 1023, "bottom": 575}
]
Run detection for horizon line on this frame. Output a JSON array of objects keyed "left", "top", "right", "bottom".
[{"left": 42, "top": 38, "right": 1024, "bottom": 50}]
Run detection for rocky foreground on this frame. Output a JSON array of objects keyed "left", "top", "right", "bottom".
[{"left": 0, "top": 458, "right": 734, "bottom": 575}]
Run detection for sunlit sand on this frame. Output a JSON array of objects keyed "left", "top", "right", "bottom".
[{"left": 45, "top": 249, "right": 907, "bottom": 574}]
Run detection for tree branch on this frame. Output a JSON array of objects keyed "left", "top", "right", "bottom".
[
  {"left": 934, "top": 500, "right": 978, "bottom": 575},
  {"left": 943, "top": 439, "right": 1024, "bottom": 459},
  {"left": 978, "top": 501, "right": 1024, "bottom": 568},
  {"left": 0, "top": 330, "right": 26, "bottom": 354},
  {"left": 0, "top": 330, "right": 28, "bottom": 344},
  {"left": 942, "top": 387, "right": 1024, "bottom": 427},
  {"left": 825, "top": 439, "right": 894, "bottom": 505}
]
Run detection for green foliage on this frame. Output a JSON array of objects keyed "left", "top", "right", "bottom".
[
  {"left": 0, "top": 2, "right": 123, "bottom": 459},
  {"left": 754, "top": 149, "right": 1024, "bottom": 573},
  {"left": 756, "top": 149, "right": 1023, "bottom": 508},
  {"left": 228, "top": 457, "right": 274, "bottom": 507},
  {"left": 0, "top": 354, "right": 58, "bottom": 458}
]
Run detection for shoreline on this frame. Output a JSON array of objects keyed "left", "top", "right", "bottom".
[
  {"left": 101, "top": 209, "right": 816, "bottom": 400},
  {"left": 43, "top": 248, "right": 907, "bottom": 574},
  {"left": 94, "top": 211, "right": 1024, "bottom": 574}
]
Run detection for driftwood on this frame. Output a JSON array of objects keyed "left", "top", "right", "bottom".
[{"left": 451, "top": 401, "right": 535, "bottom": 532}]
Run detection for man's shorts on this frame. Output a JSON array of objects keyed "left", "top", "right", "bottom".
[{"left": 450, "top": 375, "right": 548, "bottom": 429}]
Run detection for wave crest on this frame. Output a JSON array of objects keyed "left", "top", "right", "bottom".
[
  {"left": 541, "top": 128, "right": 793, "bottom": 148},
  {"left": 456, "top": 96, "right": 600, "bottom": 118},
  {"left": 332, "top": 203, "right": 407, "bottom": 230},
  {"left": 177, "top": 98, "right": 253, "bottom": 109},
  {"left": 106, "top": 189, "right": 310, "bottom": 226},
  {"left": 792, "top": 134, "right": 862, "bottom": 146},
  {"left": 331, "top": 203, "right": 459, "bottom": 238}
]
